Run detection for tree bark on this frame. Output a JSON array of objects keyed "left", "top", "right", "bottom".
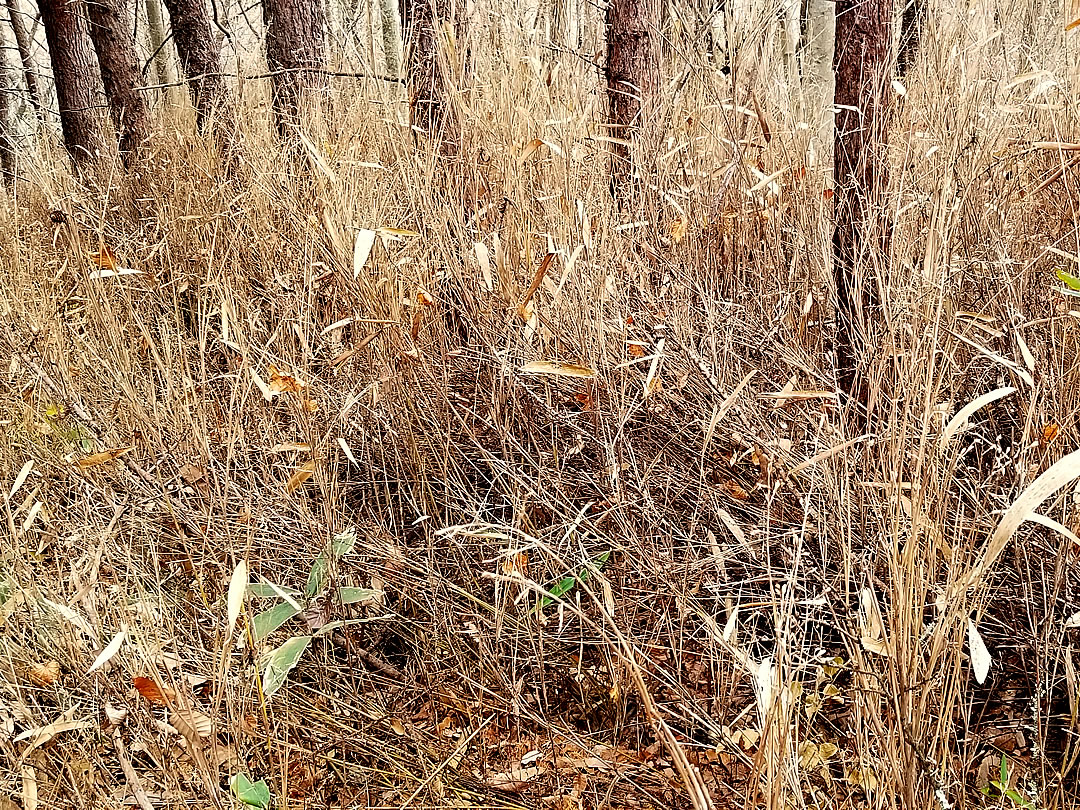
[
  {"left": 262, "top": 0, "right": 328, "bottom": 134},
  {"left": 161, "top": 0, "right": 232, "bottom": 133},
  {"left": 605, "top": 0, "right": 660, "bottom": 197},
  {"left": 0, "top": 23, "right": 16, "bottom": 188},
  {"left": 144, "top": 0, "right": 175, "bottom": 86},
  {"left": 38, "top": 0, "right": 112, "bottom": 167},
  {"left": 86, "top": 0, "right": 153, "bottom": 159},
  {"left": 5, "top": 0, "right": 45, "bottom": 120},
  {"left": 896, "top": 0, "right": 925, "bottom": 76},
  {"left": 401, "top": 0, "right": 464, "bottom": 148},
  {"left": 832, "top": 0, "right": 892, "bottom": 404},
  {"left": 379, "top": 0, "right": 401, "bottom": 79}
]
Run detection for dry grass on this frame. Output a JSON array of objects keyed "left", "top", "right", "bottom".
[{"left": 3, "top": 2, "right": 1080, "bottom": 809}]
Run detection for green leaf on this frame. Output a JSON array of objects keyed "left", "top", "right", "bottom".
[
  {"left": 261, "top": 635, "right": 312, "bottom": 697},
  {"left": 247, "top": 581, "right": 301, "bottom": 599},
  {"left": 305, "top": 529, "right": 358, "bottom": 597},
  {"left": 1058, "top": 268, "right": 1080, "bottom": 290},
  {"left": 252, "top": 601, "right": 301, "bottom": 643},
  {"left": 231, "top": 773, "right": 271, "bottom": 808},
  {"left": 1000, "top": 754, "right": 1008, "bottom": 785},
  {"left": 339, "top": 586, "right": 381, "bottom": 605},
  {"left": 535, "top": 551, "right": 611, "bottom": 612}
]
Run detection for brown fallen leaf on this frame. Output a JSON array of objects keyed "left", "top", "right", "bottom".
[
  {"left": 89, "top": 245, "right": 118, "bottom": 270},
  {"left": 77, "top": 447, "right": 133, "bottom": 470},
  {"left": 28, "top": 660, "right": 60, "bottom": 687},
  {"left": 133, "top": 676, "right": 177, "bottom": 706},
  {"left": 486, "top": 766, "right": 542, "bottom": 792},
  {"left": 268, "top": 365, "right": 305, "bottom": 394},
  {"left": 519, "top": 360, "right": 596, "bottom": 378},
  {"left": 286, "top": 460, "right": 316, "bottom": 493}
]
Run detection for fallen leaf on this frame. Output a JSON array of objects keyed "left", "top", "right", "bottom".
[
  {"left": 1043, "top": 423, "right": 1061, "bottom": 443},
  {"left": 968, "top": 619, "right": 992, "bottom": 684},
  {"left": 670, "top": 216, "right": 688, "bottom": 244},
  {"left": 519, "top": 360, "right": 596, "bottom": 378},
  {"left": 354, "top": 229, "right": 377, "bottom": 279},
  {"left": 389, "top": 717, "right": 406, "bottom": 736},
  {"left": 721, "top": 479, "right": 750, "bottom": 500},
  {"left": 89, "top": 245, "right": 118, "bottom": 270},
  {"left": 270, "top": 443, "right": 311, "bottom": 453},
  {"left": 171, "top": 705, "right": 213, "bottom": 738},
  {"left": 268, "top": 365, "right": 304, "bottom": 394},
  {"left": 9, "top": 459, "right": 33, "bottom": 499},
  {"left": 27, "top": 660, "right": 60, "bottom": 687},
  {"left": 103, "top": 703, "right": 128, "bottom": 727},
  {"left": 133, "top": 676, "right": 176, "bottom": 705},
  {"left": 627, "top": 343, "right": 646, "bottom": 358},
  {"left": 77, "top": 446, "right": 133, "bottom": 470},
  {"left": 286, "top": 460, "right": 317, "bottom": 493},
  {"left": 227, "top": 560, "right": 248, "bottom": 635},
  {"left": 87, "top": 627, "right": 127, "bottom": 674},
  {"left": 486, "top": 766, "right": 541, "bottom": 792}
]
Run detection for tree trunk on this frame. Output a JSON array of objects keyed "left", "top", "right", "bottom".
[
  {"left": 38, "top": 0, "right": 112, "bottom": 166},
  {"left": 605, "top": 0, "right": 660, "bottom": 197},
  {"left": 262, "top": 0, "right": 328, "bottom": 134},
  {"left": 832, "top": 0, "right": 891, "bottom": 404},
  {"left": 379, "top": 0, "right": 401, "bottom": 79},
  {"left": 144, "top": 0, "right": 175, "bottom": 86},
  {"left": 896, "top": 0, "right": 925, "bottom": 76},
  {"left": 0, "top": 23, "right": 16, "bottom": 188},
  {"left": 5, "top": 0, "right": 45, "bottom": 120},
  {"left": 161, "top": 0, "right": 232, "bottom": 133},
  {"left": 401, "top": 0, "right": 464, "bottom": 148},
  {"left": 86, "top": 0, "right": 153, "bottom": 159}
]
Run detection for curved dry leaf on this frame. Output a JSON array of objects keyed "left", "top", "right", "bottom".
[
  {"left": 962, "top": 446, "right": 1080, "bottom": 590},
  {"left": 77, "top": 447, "right": 133, "bottom": 470},
  {"left": 171, "top": 705, "right": 213, "bottom": 739},
  {"left": 354, "top": 229, "right": 377, "bottom": 279},
  {"left": 967, "top": 619, "right": 992, "bottom": 683},
  {"left": 133, "top": 676, "right": 175, "bottom": 706},
  {"left": 1024, "top": 511, "right": 1080, "bottom": 548},
  {"left": 940, "top": 387, "right": 1016, "bottom": 446},
  {"left": 227, "top": 560, "right": 248, "bottom": 635},
  {"left": 27, "top": 660, "right": 60, "bottom": 687},
  {"left": 486, "top": 766, "right": 541, "bottom": 792},
  {"left": 9, "top": 459, "right": 33, "bottom": 500},
  {"left": 519, "top": 361, "right": 596, "bottom": 378},
  {"left": 87, "top": 627, "right": 127, "bottom": 674},
  {"left": 286, "top": 460, "right": 317, "bottom": 493}
]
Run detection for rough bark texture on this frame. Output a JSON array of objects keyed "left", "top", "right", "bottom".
[
  {"left": 144, "top": 0, "right": 175, "bottom": 86},
  {"left": 605, "top": 0, "right": 660, "bottom": 195},
  {"left": 0, "top": 25, "right": 16, "bottom": 188},
  {"left": 86, "top": 0, "right": 152, "bottom": 158},
  {"left": 262, "top": 0, "right": 328, "bottom": 134},
  {"left": 401, "top": 0, "right": 464, "bottom": 148},
  {"left": 161, "top": 0, "right": 232, "bottom": 133},
  {"left": 379, "top": 0, "right": 401, "bottom": 79},
  {"left": 38, "top": 0, "right": 111, "bottom": 166},
  {"left": 5, "top": 0, "right": 45, "bottom": 119},
  {"left": 897, "top": 0, "right": 926, "bottom": 75},
  {"left": 832, "top": 0, "right": 892, "bottom": 405}
]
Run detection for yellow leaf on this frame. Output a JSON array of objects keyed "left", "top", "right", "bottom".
[
  {"left": 286, "top": 460, "right": 316, "bottom": 493},
  {"left": 670, "top": 216, "right": 688, "bottom": 243},
  {"left": 77, "top": 447, "right": 133, "bottom": 470},
  {"left": 377, "top": 227, "right": 420, "bottom": 238},
  {"left": 519, "top": 360, "right": 596, "bottom": 378}
]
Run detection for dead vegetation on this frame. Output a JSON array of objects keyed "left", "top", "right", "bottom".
[{"left": 4, "top": 4, "right": 1080, "bottom": 810}]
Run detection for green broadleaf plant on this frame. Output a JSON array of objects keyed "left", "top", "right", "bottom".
[
  {"left": 247, "top": 528, "right": 373, "bottom": 697},
  {"left": 231, "top": 773, "right": 271, "bottom": 808},
  {"left": 534, "top": 550, "right": 611, "bottom": 613}
]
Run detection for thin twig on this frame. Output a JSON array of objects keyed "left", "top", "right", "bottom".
[{"left": 111, "top": 726, "right": 156, "bottom": 810}]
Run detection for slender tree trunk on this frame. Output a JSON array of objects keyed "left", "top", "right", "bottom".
[
  {"left": 144, "top": 0, "right": 175, "bottom": 86},
  {"left": 832, "top": 0, "right": 892, "bottom": 404},
  {"left": 379, "top": 0, "right": 401, "bottom": 79},
  {"left": 5, "top": 0, "right": 45, "bottom": 120},
  {"left": 38, "top": 0, "right": 112, "bottom": 167},
  {"left": 262, "top": 0, "right": 328, "bottom": 134},
  {"left": 86, "top": 0, "right": 152, "bottom": 159},
  {"left": 896, "top": 0, "right": 925, "bottom": 76},
  {"left": 401, "top": 0, "right": 464, "bottom": 149},
  {"left": 0, "top": 23, "right": 17, "bottom": 188},
  {"left": 161, "top": 0, "right": 232, "bottom": 133},
  {"left": 605, "top": 0, "right": 660, "bottom": 198}
]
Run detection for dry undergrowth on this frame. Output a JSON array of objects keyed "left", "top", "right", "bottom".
[{"left": 4, "top": 5, "right": 1080, "bottom": 810}]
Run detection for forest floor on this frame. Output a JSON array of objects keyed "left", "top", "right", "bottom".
[{"left": 4, "top": 33, "right": 1080, "bottom": 810}]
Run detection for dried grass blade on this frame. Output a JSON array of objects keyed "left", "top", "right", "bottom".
[{"left": 940, "top": 387, "right": 1016, "bottom": 447}]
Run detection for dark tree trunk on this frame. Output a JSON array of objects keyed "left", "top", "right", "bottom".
[
  {"left": 38, "top": 0, "right": 112, "bottom": 166},
  {"left": 5, "top": 0, "right": 45, "bottom": 120},
  {"left": 262, "top": 0, "right": 327, "bottom": 134},
  {"left": 832, "top": 0, "right": 891, "bottom": 405},
  {"left": 605, "top": 0, "right": 660, "bottom": 197},
  {"left": 161, "top": 0, "right": 232, "bottom": 133},
  {"left": 401, "top": 0, "right": 464, "bottom": 149},
  {"left": 897, "top": 0, "right": 925, "bottom": 76},
  {"left": 86, "top": 0, "right": 152, "bottom": 159}
]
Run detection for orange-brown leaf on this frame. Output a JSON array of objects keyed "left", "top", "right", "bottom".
[
  {"left": 722, "top": 479, "right": 750, "bottom": 501},
  {"left": 627, "top": 343, "right": 646, "bottom": 358},
  {"left": 89, "top": 245, "right": 118, "bottom": 270},
  {"left": 77, "top": 446, "right": 133, "bottom": 469},
  {"left": 286, "top": 460, "right": 316, "bottom": 493},
  {"left": 133, "top": 676, "right": 175, "bottom": 705},
  {"left": 268, "top": 365, "right": 304, "bottom": 394},
  {"left": 28, "top": 660, "right": 60, "bottom": 687},
  {"left": 670, "top": 217, "right": 688, "bottom": 244},
  {"left": 1043, "top": 423, "right": 1061, "bottom": 443}
]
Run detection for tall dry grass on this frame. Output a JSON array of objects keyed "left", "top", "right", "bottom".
[{"left": 3, "top": 1, "right": 1080, "bottom": 809}]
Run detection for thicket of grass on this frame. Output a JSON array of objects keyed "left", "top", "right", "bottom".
[{"left": 3, "top": 2, "right": 1080, "bottom": 809}]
